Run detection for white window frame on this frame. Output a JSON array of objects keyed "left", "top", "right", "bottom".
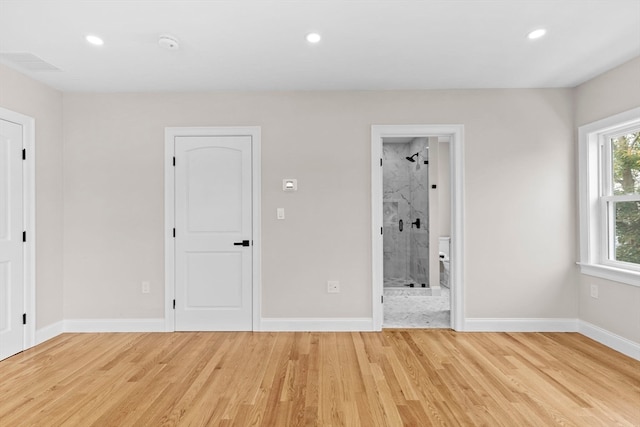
[{"left": 578, "top": 107, "right": 640, "bottom": 286}]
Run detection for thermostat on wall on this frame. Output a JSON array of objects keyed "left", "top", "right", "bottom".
[{"left": 283, "top": 179, "right": 297, "bottom": 192}]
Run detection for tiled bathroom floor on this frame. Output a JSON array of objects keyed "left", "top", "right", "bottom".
[{"left": 383, "top": 286, "right": 450, "bottom": 328}]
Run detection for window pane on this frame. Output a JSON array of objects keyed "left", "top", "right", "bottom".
[
  {"left": 612, "top": 200, "right": 640, "bottom": 264},
  {"left": 611, "top": 132, "right": 640, "bottom": 195}
]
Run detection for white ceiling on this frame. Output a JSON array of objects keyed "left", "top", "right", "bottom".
[{"left": 0, "top": 0, "right": 639, "bottom": 92}]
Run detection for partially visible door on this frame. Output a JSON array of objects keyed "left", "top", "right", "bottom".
[
  {"left": 0, "top": 119, "right": 24, "bottom": 360},
  {"left": 174, "top": 135, "right": 253, "bottom": 331}
]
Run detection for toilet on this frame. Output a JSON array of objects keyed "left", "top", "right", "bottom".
[{"left": 438, "top": 237, "right": 450, "bottom": 288}]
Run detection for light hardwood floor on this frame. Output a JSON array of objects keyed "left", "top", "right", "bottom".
[{"left": 0, "top": 330, "right": 638, "bottom": 426}]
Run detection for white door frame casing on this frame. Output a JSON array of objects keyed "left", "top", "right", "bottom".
[
  {"left": 164, "top": 127, "right": 261, "bottom": 332},
  {"left": 0, "top": 107, "right": 36, "bottom": 351},
  {"left": 372, "top": 125, "right": 465, "bottom": 331}
]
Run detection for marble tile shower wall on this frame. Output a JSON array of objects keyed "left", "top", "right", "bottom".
[{"left": 383, "top": 141, "right": 429, "bottom": 285}]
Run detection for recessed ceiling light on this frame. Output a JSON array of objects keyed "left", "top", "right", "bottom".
[
  {"left": 527, "top": 28, "right": 547, "bottom": 40},
  {"left": 306, "top": 33, "right": 321, "bottom": 44},
  {"left": 85, "top": 35, "right": 104, "bottom": 46}
]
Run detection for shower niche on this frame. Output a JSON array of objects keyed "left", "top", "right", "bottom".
[{"left": 382, "top": 138, "right": 430, "bottom": 288}]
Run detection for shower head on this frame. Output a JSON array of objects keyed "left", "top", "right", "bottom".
[{"left": 405, "top": 153, "right": 419, "bottom": 162}]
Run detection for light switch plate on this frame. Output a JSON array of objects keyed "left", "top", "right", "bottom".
[{"left": 277, "top": 208, "right": 285, "bottom": 219}]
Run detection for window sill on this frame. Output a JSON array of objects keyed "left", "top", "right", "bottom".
[{"left": 577, "top": 263, "right": 640, "bottom": 287}]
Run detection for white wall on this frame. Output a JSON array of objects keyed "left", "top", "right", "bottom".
[
  {"left": 62, "top": 89, "right": 576, "bottom": 321},
  {"left": 0, "top": 64, "right": 64, "bottom": 329},
  {"left": 575, "top": 56, "right": 640, "bottom": 344}
]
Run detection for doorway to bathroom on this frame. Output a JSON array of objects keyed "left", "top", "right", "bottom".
[
  {"left": 382, "top": 136, "right": 449, "bottom": 328},
  {"left": 371, "top": 125, "right": 464, "bottom": 331}
]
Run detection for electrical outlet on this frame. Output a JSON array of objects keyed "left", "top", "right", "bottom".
[
  {"left": 327, "top": 280, "right": 340, "bottom": 293},
  {"left": 590, "top": 284, "right": 598, "bottom": 299},
  {"left": 142, "top": 281, "right": 150, "bottom": 294}
]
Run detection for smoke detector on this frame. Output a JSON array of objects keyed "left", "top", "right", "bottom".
[{"left": 158, "top": 36, "right": 179, "bottom": 50}]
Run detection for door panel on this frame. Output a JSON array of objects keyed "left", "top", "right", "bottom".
[
  {"left": 186, "top": 147, "right": 243, "bottom": 233},
  {"left": 175, "top": 136, "right": 252, "bottom": 331},
  {"left": 185, "top": 252, "right": 242, "bottom": 307},
  {"left": 0, "top": 134, "right": 9, "bottom": 240},
  {"left": 0, "top": 119, "right": 24, "bottom": 360}
]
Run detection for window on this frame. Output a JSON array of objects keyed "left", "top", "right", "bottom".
[{"left": 579, "top": 107, "right": 640, "bottom": 286}]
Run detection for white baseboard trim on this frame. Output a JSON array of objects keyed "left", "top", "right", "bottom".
[
  {"left": 64, "top": 318, "right": 166, "bottom": 333},
  {"left": 463, "top": 318, "right": 579, "bottom": 332},
  {"left": 579, "top": 320, "right": 640, "bottom": 361},
  {"left": 27, "top": 317, "right": 639, "bottom": 361},
  {"left": 35, "top": 321, "right": 64, "bottom": 345},
  {"left": 259, "top": 317, "right": 374, "bottom": 332}
]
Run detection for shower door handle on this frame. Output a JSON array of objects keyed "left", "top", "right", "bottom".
[{"left": 399, "top": 219, "right": 403, "bottom": 232}]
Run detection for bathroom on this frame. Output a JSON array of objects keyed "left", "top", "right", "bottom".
[{"left": 382, "top": 137, "right": 451, "bottom": 328}]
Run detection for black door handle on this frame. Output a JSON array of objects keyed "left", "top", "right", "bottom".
[{"left": 234, "top": 240, "right": 250, "bottom": 247}]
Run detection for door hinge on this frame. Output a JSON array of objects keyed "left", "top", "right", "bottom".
[
  {"left": 173, "top": 156, "right": 176, "bottom": 166},
  {"left": 380, "top": 158, "right": 382, "bottom": 167},
  {"left": 23, "top": 313, "right": 26, "bottom": 325},
  {"left": 22, "top": 149, "right": 26, "bottom": 160},
  {"left": 173, "top": 228, "right": 175, "bottom": 238},
  {"left": 380, "top": 227, "right": 383, "bottom": 235},
  {"left": 381, "top": 295, "right": 384, "bottom": 304},
  {"left": 23, "top": 231, "right": 26, "bottom": 242},
  {"left": 173, "top": 299, "right": 176, "bottom": 310}
]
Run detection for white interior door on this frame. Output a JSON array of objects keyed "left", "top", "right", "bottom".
[
  {"left": 174, "top": 135, "right": 253, "bottom": 331},
  {"left": 0, "top": 119, "right": 24, "bottom": 360}
]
